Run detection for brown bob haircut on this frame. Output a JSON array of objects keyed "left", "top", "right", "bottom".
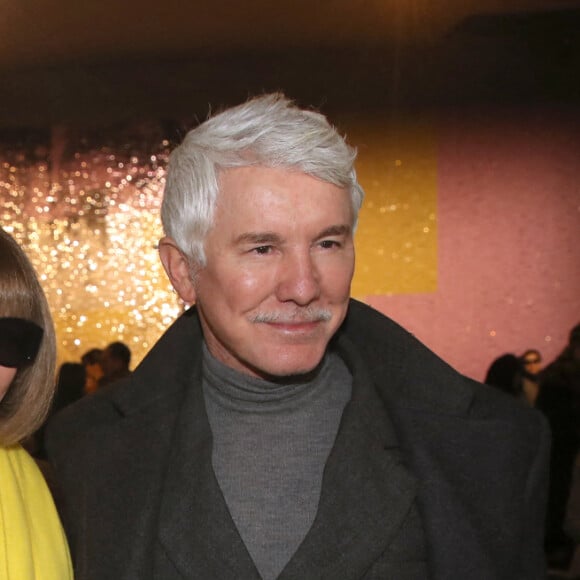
[{"left": 0, "top": 228, "right": 56, "bottom": 445}]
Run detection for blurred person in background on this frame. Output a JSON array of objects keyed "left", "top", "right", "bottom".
[
  {"left": 32, "top": 362, "right": 87, "bottom": 460},
  {"left": 520, "top": 349, "right": 542, "bottom": 407},
  {"left": 537, "top": 324, "right": 580, "bottom": 570},
  {"left": 81, "top": 347, "right": 103, "bottom": 395},
  {"left": 98, "top": 341, "right": 132, "bottom": 387},
  {"left": 52, "top": 362, "right": 87, "bottom": 413},
  {"left": 484, "top": 353, "right": 522, "bottom": 397}
]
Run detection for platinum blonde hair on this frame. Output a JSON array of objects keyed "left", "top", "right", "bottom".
[{"left": 161, "top": 93, "right": 364, "bottom": 265}]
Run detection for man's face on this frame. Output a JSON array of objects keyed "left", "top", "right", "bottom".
[{"left": 189, "top": 166, "right": 355, "bottom": 379}]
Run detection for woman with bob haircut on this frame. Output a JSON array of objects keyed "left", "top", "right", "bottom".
[{"left": 0, "top": 227, "right": 72, "bottom": 578}]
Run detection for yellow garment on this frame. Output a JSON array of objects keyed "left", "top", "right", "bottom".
[{"left": 0, "top": 445, "right": 73, "bottom": 579}]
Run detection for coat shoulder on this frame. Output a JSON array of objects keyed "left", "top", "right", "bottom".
[{"left": 342, "top": 299, "right": 549, "bottom": 437}]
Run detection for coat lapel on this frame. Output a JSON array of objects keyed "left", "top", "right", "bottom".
[
  {"left": 156, "top": 354, "right": 261, "bottom": 580},
  {"left": 279, "top": 347, "right": 419, "bottom": 580},
  {"left": 339, "top": 301, "right": 534, "bottom": 579},
  {"left": 389, "top": 405, "right": 532, "bottom": 580},
  {"left": 62, "top": 380, "right": 186, "bottom": 579},
  {"left": 90, "top": 309, "right": 258, "bottom": 580}
]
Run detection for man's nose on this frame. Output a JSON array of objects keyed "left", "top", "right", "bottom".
[{"left": 275, "top": 250, "right": 321, "bottom": 305}]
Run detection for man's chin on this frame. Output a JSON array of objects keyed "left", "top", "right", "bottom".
[{"left": 246, "top": 352, "right": 327, "bottom": 383}]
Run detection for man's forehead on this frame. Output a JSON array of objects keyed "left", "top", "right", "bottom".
[{"left": 208, "top": 166, "right": 354, "bottom": 238}]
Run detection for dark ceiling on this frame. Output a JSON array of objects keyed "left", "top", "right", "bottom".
[
  {"left": 2, "top": 0, "right": 579, "bottom": 69},
  {"left": 1, "top": 1, "right": 580, "bottom": 128}
]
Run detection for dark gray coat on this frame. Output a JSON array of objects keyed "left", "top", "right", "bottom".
[{"left": 47, "top": 299, "right": 549, "bottom": 579}]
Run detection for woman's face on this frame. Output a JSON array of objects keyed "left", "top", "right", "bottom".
[{"left": 0, "top": 365, "right": 17, "bottom": 402}]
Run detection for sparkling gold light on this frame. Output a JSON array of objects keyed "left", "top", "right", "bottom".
[{"left": 0, "top": 132, "right": 182, "bottom": 369}]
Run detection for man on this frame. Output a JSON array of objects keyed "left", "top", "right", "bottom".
[
  {"left": 98, "top": 341, "right": 132, "bottom": 387},
  {"left": 47, "top": 94, "right": 549, "bottom": 579}
]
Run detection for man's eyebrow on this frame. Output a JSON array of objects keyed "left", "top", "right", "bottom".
[
  {"left": 316, "top": 224, "right": 352, "bottom": 238},
  {"left": 233, "top": 225, "right": 352, "bottom": 246},
  {"left": 233, "top": 232, "right": 282, "bottom": 245}
]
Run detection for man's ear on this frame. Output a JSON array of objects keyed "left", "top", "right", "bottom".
[{"left": 158, "top": 237, "right": 197, "bottom": 304}]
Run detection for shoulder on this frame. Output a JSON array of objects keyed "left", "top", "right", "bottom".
[
  {"left": 0, "top": 445, "right": 62, "bottom": 520},
  {"left": 0, "top": 446, "right": 73, "bottom": 579},
  {"left": 45, "top": 385, "right": 125, "bottom": 462},
  {"left": 1, "top": 444, "right": 45, "bottom": 480},
  {"left": 46, "top": 308, "right": 204, "bottom": 461},
  {"left": 339, "top": 299, "right": 471, "bottom": 413},
  {"left": 340, "top": 299, "right": 549, "bottom": 438}
]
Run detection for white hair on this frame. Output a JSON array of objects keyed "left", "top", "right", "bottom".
[{"left": 161, "top": 93, "right": 364, "bottom": 265}]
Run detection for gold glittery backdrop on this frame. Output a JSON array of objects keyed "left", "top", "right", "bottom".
[
  {"left": 1, "top": 117, "right": 437, "bottom": 368},
  {"left": 347, "top": 116, "right": 438, "bottom": 297},
  {"left": 1, "top": 126, "right": 183, "bottom": 368}
]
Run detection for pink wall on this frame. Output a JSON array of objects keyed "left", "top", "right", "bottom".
[{"left": 367, "top": 105, "right": 580, "bottom": 382}]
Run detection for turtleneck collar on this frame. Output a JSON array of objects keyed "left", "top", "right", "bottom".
[{"left": 201, "top": 341, "right": 335, "bottom": 411}]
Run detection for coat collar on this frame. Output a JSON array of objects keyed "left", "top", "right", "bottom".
[
  {"left": 107, "top": 307, "right": 204, "bottom": 417},
  {"left": 156, "top": 351, "right": 262, "bottom": 580},
  {"left": 109, "top": 299, "right": 476, "bottom": 420},
  {"left": 102, "top": 299, "right": 482, "bottom": 578},
  {"left": 148, "top": 304, "right": 420, "bottom": 579},
  {"left": 339, "top": 299, "right": 476, "bottom": 416},
  {"left": 278, "top": 338, "right": 419, "bottom": 580}
]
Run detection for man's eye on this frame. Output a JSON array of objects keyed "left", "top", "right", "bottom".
[
  {"left": 253, "top": 245, "right": 272, "bottom": 255},
  {"left": 319, "top": 240, "right": 340, "bottom": 249}
]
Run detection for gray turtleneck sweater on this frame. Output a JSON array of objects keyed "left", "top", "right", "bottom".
[{"left": 202, "top": 345, "right": 352, "bottom": 580}]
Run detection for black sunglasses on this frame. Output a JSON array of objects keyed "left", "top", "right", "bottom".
[{"left": 0, "top": 317, "right": 44, "bottom": 368}]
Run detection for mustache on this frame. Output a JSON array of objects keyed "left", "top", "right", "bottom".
[{"left": 250, "top": 307, "right": 332, "bottom": 324}]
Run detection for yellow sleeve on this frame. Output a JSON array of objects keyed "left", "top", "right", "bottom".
[{"left": 0, "top": 445, "right": 73, "bottom": 580}]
